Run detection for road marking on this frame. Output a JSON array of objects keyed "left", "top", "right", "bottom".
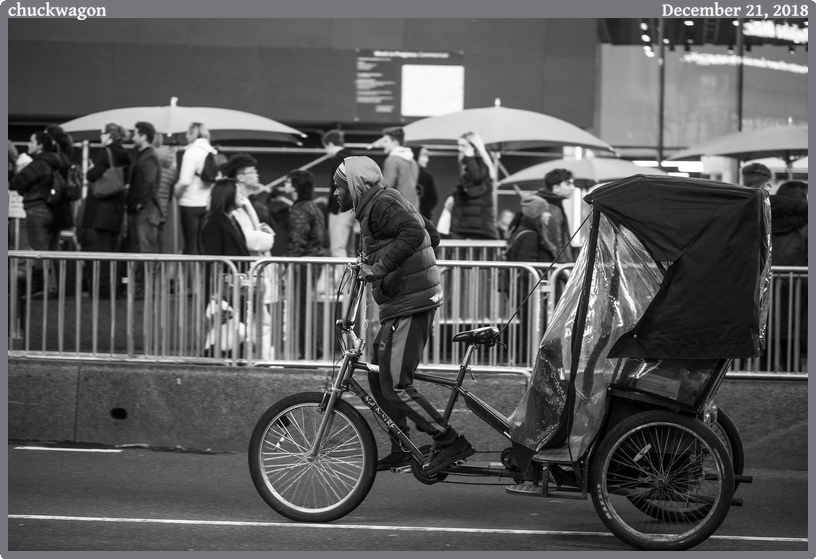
[
  {"left": 6, "top": 515, "right": 808, "bottom": 542},
  {"left": 14, "top": 447, "right": 123, "bottom": 453}
]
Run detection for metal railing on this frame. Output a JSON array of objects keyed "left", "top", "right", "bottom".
[
  {"left": 7, "top": 251, "right": 545, "bottom": 375},
  {"left": 7, "top": 250, "right": 807, "bottom": 376}
]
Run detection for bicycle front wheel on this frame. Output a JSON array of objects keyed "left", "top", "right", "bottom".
[{"left": 248, "top": 392, "right": 377, "bottom": 522}]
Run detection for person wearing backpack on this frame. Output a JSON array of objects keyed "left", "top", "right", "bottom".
[
  {"left": 10, "top": 132, "right": 65, "bottom": 295},
  {"left": 505, "top": 194, "right": 556, "bottom": 263},
  {"left": 44, "top": 125, "right": 78, "bottom": 241},
  {"left": 504, "top": 194, "right": 556, "bottom": 363},
  {"left": 174, "top": 122, "right": 217, "bottom": 255}
]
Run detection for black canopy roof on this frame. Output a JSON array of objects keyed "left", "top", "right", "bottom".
[{"left": 585, "top": 175, "right": 769, "bottom": 359}]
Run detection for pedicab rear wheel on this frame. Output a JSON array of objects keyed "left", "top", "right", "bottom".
[
  {"left": 630, "top": 406, "right": 746, "bottom": 521},
  {"left": 248, "top": 392, "right": 377, "bottom": 522},
  {"left": 589, "top": 410, "right": 734, "bottom": 551},
  {"left": 710, "top": 406, "right": 745, "bottom": 486}
]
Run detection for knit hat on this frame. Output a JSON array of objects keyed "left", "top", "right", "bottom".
[
  {"left": 334, "top": 161, "right": 348, "bottom": 186},
  {"left": 520, "top": 195, "right": 550, "bottom": 219},
  {"left": 334, "top": 156, "right": 383, "bottom": 211}
]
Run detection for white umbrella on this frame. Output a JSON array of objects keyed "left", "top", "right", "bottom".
[
  {"left": 61, "top": 97, "right": 306, "bottom": 144},
  {"left": 401, "top": 99, "right": 613, "bottom": 152},
  {"left": 667, "top": 125, "right": 807, "bottom": 178},
  {"left": 497, "top": 157, "right": 665, "bottom": 187}
]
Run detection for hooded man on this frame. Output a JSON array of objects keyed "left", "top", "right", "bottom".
[
  {"left": 380, "top": 126, "right": 421, "bottom": 211},
  {"left": 333, "top": 156, "right": 474, "bottom": 475}
]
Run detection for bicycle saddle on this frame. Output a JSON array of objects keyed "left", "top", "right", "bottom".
[{"left": 452, "top": 326, "right": 500, "bottom": 345}]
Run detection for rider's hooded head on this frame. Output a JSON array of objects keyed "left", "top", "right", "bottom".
[{"left": 333, "top": 156, "right": 383, "bottom": 212}]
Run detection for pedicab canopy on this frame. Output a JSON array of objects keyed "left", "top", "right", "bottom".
[
  {"left": 586, "top": 174, "right": 771, "bottom": 359},
  {"left": 508, "top": 174, "right": 771, "bottom": 457}
]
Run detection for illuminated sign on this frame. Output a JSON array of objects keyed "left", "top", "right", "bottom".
[
  {"left": 743, "top": 20, "right": 808, "bottom": 43},
  {"left": 681, "top": 52, "right": 808, "bottom": 74}
]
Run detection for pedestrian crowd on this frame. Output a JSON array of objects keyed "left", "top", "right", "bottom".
[{"left": 8, "top": 124, "right": 807, "bottom": 365}]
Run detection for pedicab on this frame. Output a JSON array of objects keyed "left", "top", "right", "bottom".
[{"left": 248, "top": 174, "right": 771, "bottom": 551}]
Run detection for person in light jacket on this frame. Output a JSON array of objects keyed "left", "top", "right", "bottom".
[{"left": 174, "top": 122, "right": 216, "bottom": 255}]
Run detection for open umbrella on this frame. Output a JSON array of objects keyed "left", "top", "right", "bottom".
[
  {"left": 667, "top": 124, "right": 807, "bottom": 177},
  {"left": 497, "top": 157, "right": 665, "bottom": 187},
  {"left": 60, "top": 97, "right": 306, "bottom": 145},
  {"left": 401, "top": 99, "right": 614, "bottom": 152}
]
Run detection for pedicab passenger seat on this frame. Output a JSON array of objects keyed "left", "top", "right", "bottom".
[{"left": 452, "top": 326, "right": 500, "bottom": 345}]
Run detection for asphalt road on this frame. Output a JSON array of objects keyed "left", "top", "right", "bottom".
[{"left": 7, "top": 443, "right": 808, "bottom": 552}]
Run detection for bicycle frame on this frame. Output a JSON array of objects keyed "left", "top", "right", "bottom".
[{"left": 310, "top": 262, "right": 519, "bottom": 476}]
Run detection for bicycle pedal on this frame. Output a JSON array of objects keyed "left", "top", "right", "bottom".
[{"left": 392, "top": 465, "right": 412, "bottom": 474}]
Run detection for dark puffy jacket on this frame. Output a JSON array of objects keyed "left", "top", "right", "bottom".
[
  {"left": 357, "top": 184, "right": 443, "bottom": 322},
  {"left": 10, "top": 151, "right": 64, "bottom": 208},
  {"left": 287, "top": 199, "right": 326, "bottom": 257},
  {"left": 450, "top": 156, "right": 498, "bottom": 239}
]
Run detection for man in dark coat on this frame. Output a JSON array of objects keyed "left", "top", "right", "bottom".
[
  {"left": 333, "top": 156, "right": 474, "bottom": 476},
  {"left": 126, "top": 121, "right": 162, "bottom": 297},
  {"left": 126, "top": 121, "right": 162, "bottom": 254}
]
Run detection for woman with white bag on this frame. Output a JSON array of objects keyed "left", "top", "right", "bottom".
[{"left": 201, "top": 179, "right": 250, "bottom": 357}]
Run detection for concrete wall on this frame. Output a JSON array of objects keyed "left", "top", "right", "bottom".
[{"left": 8, "top": 358, "right": 807, "bottom": 470}]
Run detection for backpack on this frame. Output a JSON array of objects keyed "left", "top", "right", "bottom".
[
  {"left": 198, "top": 150, "right": 225, "bottom": 185},
  {"left": 44, "top": 168, "right": 68, "bottom": 207},
  {"left": 44, "top": 162, "right": 83, "bottom": 207},
  {"left": 504, "top": 228, "right": 536, "bottom": 262},
  {"left": 499, "top": 228, "right": 536, "bottom": 292}
]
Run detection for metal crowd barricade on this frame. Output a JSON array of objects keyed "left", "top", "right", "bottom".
[
  {"left": 7, "top": 249, "right": 808, "bottom": 377},
  {"left": 731, "top": 265, "right": 809, "bottom": 376},
  {"left": 245, "top": 257, "right": 545, "bottom": 375},
  {"left": 8, "top": 251, "right": 245, "bottom": 365},
  {"left": 436, "top": 239, "right": 507, "bottom": 262}
]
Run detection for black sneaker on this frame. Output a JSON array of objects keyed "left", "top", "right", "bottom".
[
  {"left": 377, "top": 451, "right": 412, "bottom": 471},
  {"left": 422, "top": 435, "right": 475, "bottom": 475}
]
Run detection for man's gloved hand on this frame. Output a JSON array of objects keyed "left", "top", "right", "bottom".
[{"left": 357, "top": 263, "right": 379, "bottom": 282}]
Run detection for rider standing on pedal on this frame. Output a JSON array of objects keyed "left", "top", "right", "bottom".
[{"left": 333, "top": 156, "right": 474, "bottom": 475}]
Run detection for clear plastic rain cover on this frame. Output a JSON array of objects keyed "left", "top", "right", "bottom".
[{"left": 508, "top": 213, "right": 665, "bottom": 458}]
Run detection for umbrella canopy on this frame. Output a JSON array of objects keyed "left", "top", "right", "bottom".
[
  {"left": 667, "top": 125, "right": 808, "bottom": 164},
  {"left": 497, "top": 157, "right": 665, "bottom": 187},
  {"left": 401, "top": 99, "right": 614, "bottom": 152},
  {"left": 61, "top": 98, "right": 306, "bottom": 145},
  {"left": 586, "top": 174, "right": 770, "bottom": 359}
]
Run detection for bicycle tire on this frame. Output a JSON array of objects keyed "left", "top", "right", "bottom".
[
  {"left": 589, "top": 410, "right": 735, "bottom": 551},
  {"left": 629, "top": 405, "right": 747, "bottom": 521},
  {"left": 248, "top": 392, "right": 377, "bottom": 522},
  {"left": 711, "top": 406, "right": 745, "bottom": 481}
]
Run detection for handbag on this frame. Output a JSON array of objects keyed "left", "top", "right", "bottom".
[{"left": 90, "top": 148, "right": 125, "bottom": 200}]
